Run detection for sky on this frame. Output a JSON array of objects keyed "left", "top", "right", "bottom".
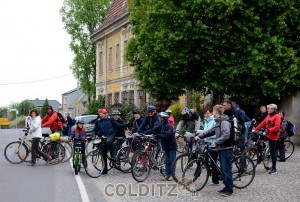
[{"left": 0, "top": 0, "right": 78, "bottom": 107}]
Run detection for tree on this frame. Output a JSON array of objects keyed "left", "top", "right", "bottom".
[
  {"left": 41, "top": 98, "right": 49, "bottom": 118},
  {"left": 127, "top": 0, "right": 300, "bottom": 105},
  {"left": 60, "top": 0, "right": 111, "bottom": 103},
  {"left": 86, "top": 96, "right": 105, "bottom": 115},
  {"left": 0, "top": 107, "right": 8, "bottom": 117},
  {"left": 16, "top": 100, "right": 37, "bottom": 116}
]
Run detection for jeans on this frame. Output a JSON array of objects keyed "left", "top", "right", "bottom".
[
  {"left": 164, "top": 150, "right": 176, "bottom": 177},
  {"left": 218, "top": 148, "right": 233, "bottom": 192},
  {"left": 244, "top": 121, "right": 252, "bottom": 142}
]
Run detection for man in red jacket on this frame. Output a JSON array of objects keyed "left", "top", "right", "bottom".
[
  {"left": 42, "top": 106, "right": 63, "bottom": 133},
  {"left": 254, "top": 103, "right": 281, "bottom": 174}
]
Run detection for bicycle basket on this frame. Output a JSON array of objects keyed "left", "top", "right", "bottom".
[{"left": 49, "top": 132, "right": 60, "bottom": 142}]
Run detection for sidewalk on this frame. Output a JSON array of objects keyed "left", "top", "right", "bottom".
[{"left": 82, "top": 146, "right": 300, "bottom": 202}]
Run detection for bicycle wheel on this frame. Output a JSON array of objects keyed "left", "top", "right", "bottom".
[
  {"left": 74, "top": 154, "right": 80, "bottom": 175},
  {"left": 116, "top": 146, "right": 133, "bottom": 173},
  {"left": 159, "top": 152, "right": 166, "bottom": 177},
  {"left": 242, "top": 147, "right": 258, "bottom": 167},
  {"left": 181, "top": 158, "right": 209, "bottom": 192},
  {"left": 232, "top": 155, "right": 255, "bottom": 189},
  {"left": 85, "top": 151, "right": 104, "bottom": 178},
  {"left": 85, "top": 140, "right": 94, "bottom": 154},
  {"left": 131, "top": 151, "right": 151, "bottom": 182},
  {"left": 171, "top": 153, "right": 190, "bottom": 184},
  {"left": 283, "top": 140, "right": 294, "bottom": 160},
  {"left": 42, "top": 142, "right": 65, "bottom": 165},
  {"left": 61, "top": 141, "right": 73, "bottom": 163},
  {"left": 262, "top": 148, "right": 271, "bottom": 170},
  {"left": 4, "top": 141, "right": 29, "bottom": 164}
]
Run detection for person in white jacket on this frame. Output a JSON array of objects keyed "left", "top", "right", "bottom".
[{"left": 28, "top": 109, "right": 50, "bottom": 166}]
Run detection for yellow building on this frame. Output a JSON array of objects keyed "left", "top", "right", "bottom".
[{"left": 90, "top": 0, "right": 202, "bottom": 109}]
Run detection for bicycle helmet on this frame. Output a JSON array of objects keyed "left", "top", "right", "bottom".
[
  {"left": 112, "top": 110, "right": 121, "bottom": 115},
  {"left": 76, "top": 118, "right": 84, "bottom": 124},
  {"left": 147, "top": 105, "right": 156, "bottom": 111},
  {"left": 181, "top": 107, "right": 190, "bottom": 115},
  {"left": 158, "top": 112, "right": 169, "bottom": 119},
  {"left": 165, "top": 109, "right": 172, "bottom": 114}
]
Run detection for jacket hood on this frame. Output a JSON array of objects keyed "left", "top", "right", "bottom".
[
  {"left": 215, "top": 114, "right": 229, "bottom": 122},
  {"left": 204, "top": 115, "right": 215, "bottom": 123}
]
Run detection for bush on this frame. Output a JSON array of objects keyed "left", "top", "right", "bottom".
[
  {"left": 9, "top": 116, "right": 26, "bottom": 128},
  {"left": 109, "top": 103, "right": 139, "bottom": 124},
  {"left": 167, "top": 104, "right": 182, "bottom": 126},
  {"left": 87, "top": 96, "right": 105, "bottom": 115}
]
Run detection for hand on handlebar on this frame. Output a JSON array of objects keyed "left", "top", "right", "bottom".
[{"left": 68, "top": 137, "right": 72, "bottom": 142}]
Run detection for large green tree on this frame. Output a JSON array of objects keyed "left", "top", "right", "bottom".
[
  {"left": 60, "top": 0, "right": 111, "bottom": 103},
  {"left": 16, "top": 100, "right": 37, "bottom": 116},
  {"left": 127, "top": 0, "right": 300, "bottom": 104}
]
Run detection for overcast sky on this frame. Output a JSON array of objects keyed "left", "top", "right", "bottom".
[{"left": 0, "top": 0, "right": 78, "bottom": 107}]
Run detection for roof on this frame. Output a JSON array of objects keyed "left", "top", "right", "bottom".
[
  {"left": 92, "top": 0, "right": 128, "bottom": 37},
  {"left": 29, "top": 99, "right": 61, "bottom": 112}
]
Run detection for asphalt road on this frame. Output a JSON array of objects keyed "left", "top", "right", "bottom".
[{"left": 0, "top": 128, "right": 105, "bottom": 202}]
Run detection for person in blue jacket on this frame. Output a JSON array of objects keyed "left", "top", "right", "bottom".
[
  {"left": 93, "top": 108, "right": 127, "bottom": 174},
  {"left": 143, "top": 112, "right": 177, "bottom": 181},
  {"left": 137, "top": 105, "right": 160, "bottom": 133}
]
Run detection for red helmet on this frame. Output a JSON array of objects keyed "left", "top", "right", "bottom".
[{"left": 98, "top": 108, "right": 108, "bottom": 114}]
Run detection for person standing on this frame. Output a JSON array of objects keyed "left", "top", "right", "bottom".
[
  {"left": 277, "top": 111, "right": 288, "bottom": 162},
  {"left": 255, "top": 104, "right": 281, "bottom": 174},
  {"left": 66, "top": 113, "right": 73, "bottom": 137},
  {"left": 27, "top": 109, "right": 51, "bottom": 166},
  {"left": 143, "top": 112, "right": 177, "bottom": 181},
  {"left": 132, "top": 111, "right": 144, "bottom": 133},
  {"left": 195, "top": 108, "right": 218, "bottom": 185},
  {"left": 255, "top": 105, "right": 268, "bottom": 126},
  {"left": 197, "top": 105, "right": 233, "bottom": 196},
  {"left": 166, "top": 109, "right": 175, "bottom": 128}
]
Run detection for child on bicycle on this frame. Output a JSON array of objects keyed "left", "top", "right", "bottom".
[{"left": 68, "top": 118, "right": 87, "bottom": 167}]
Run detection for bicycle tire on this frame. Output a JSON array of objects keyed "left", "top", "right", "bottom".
[
  {"left": 42, "top": 142, "right": 65, "bottom": 165},
  {"left": 85, "top": 150, "right": 104, "bottom": 178},
  {"left": 232, "top": 155, "right": 255, "bottom": 189},
  {"left": 4, "top": 141, "right": 29, "bottom": 164},
  {"left": 181, "top": 158, "right": 209, "bottom": 192},
  {"left": 85, "top": 140, "right": 94, "bottom": 154},
  {"left": 116, "top": 146, "right": 132, "bottom": 173},
  {"left": 61, "top": 141, "right": 73, "bottom": 163},
  {"left": 159, "top": 152, "right": 166, "bottom": 177},
  {"left": 131, "top": 151, "right": 152, "bottom": 182},
  {"left": 283, "top": 140, "right": 294, "bottom": 160},
  {"left": 262, "top": 148, "right": 271, "bottom": 170},
  {"left": 171, "top": 153, "right": 190, "bottom": 184}
]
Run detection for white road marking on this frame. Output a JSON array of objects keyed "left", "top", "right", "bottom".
[{"left": 70, "top": 158, "right": 90, "bottom": 202}]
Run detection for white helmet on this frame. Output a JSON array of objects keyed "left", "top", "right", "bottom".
[
  {"left": 166, "top": 109, "right": 172, "bottom": 114},
  {"left": 181, "top": 107, "right": 190, "bottom": 115}
]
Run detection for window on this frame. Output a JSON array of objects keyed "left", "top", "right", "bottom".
[
  {"left": 116, "top": 44, "right": 120, "bottom": 70},
  {"left": 108, "top": 47, "right": 112, "bottom": 72},
  {"left": 129, "top": 90, "right": 134, "bottom": 104},
  {"left": 123, "top": 40, "right": 128, "bottom": 66},
  {"left": 107, "top": 94, "right": 112, "bottom": 106},
  {"left": 114, "top": 92, "right": 120, "bottom": 104},
  {"left": 64, "top": 96, "right": 67, "bottom": 105},
  {"left": 99, "top": 51, "right": 103, "bottom": 75}
]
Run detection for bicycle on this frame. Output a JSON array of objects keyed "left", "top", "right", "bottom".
[
  {"left": 176, "top": 131, "right": 195, "bottom": 153},
  {"left": 278, "top": 137, "right": 294, "bottom": 160},
  {"left": 181, "top": 143, "right": 256, "bottom": 192},
  {"left": 72, "top": 139, "right": 85, "bottom": 175},
  {"left": 84, "top": 136, "right": 127, "bottom": 178},
  {"left": 131, "top": 134, "right": 166, "bottom": 182},
  {"left": 60, "top": 139, "right": 74, "bottom": 163},
  {"left": 4, "top": 129, "right": 65, "bottom": 165},
  {"left": 172, "top": 134, "right": 202, "bottom": 183}
]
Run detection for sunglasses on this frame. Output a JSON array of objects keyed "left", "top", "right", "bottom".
[{"left": 148, "top": 111, "right": 155, "bottom": 113}]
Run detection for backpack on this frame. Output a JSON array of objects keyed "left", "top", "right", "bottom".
[
  {"left": 286, "top": 121, "right": 296, "bottom": 137},
  {"left": 222, "top": 117, "right": 240, "bottom": 147},
  {"left": 56, "top": 112, "right": 66, "bottom": 124}
]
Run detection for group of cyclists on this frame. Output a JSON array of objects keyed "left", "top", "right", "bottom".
[{"left": 23, "top": 100, "right": 293, "bottom": 197}]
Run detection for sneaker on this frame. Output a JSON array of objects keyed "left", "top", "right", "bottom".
[
  {"left": 28, "top": 162, "right": 35, "bottom": 166},
  {"left": 269, "top": 169, "right": 277, "bottom": 174},
  {"left": 217, "top": 188, "right": 226, "bottom": 193},
  {"left": 162, "top": 176, "right": 171, "bottom": 181},
  {"left": 221, "top": 191, "right": 233, "bottom": 197},
  {"left": 209, "top": 182, "right": 219, "bottom": 186}
]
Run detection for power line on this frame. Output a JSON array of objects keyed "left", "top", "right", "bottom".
[{"left": 0, "top": 74, "right": 73, "bottom": 86}]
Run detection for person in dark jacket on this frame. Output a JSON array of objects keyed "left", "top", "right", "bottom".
[
  {"left": 112, "top": 110, "right": 126, "bottom": 149},
  {"left": 132, "top": 111, "right": 144, "bottom": 133},
  {"left": 277, "top": 111, "right": 288, "bottom": 162},
  {"left": 94, "top": 108, "right": 126, "bottom": 174},
  {"left": 137, "top": 105, "right": 160, "bottom": 133},
  {"left": 144, "top": 112, "right": 177, "bottom": 181},
  {"left": 255, "top": 105, "right": 268, "bottom": 126},
  {"left": 198, "top": 104, "right": 233, "bottom": 196},
  {"left": 66, "top": 113, "right": 73, "bottom": 137}
]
